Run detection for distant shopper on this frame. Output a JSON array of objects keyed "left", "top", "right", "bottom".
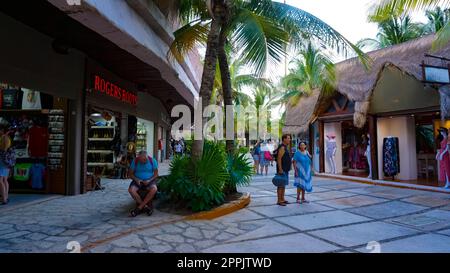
[
  {"left": 260, "top": 144, "right": 272, "bottom": 176},
  {"left": 0, "top": 125, "right": 12, "bottom": 205},
  {"left": 128, "top": 151, "right": 159, "bottom": 217},
  {"left": 252, "top": 141, "right": 261, "bottom": 175},
  {"left": 276, "top": 134, "right": 292, "bottom": 206},
  {"left": 174, "top": 141, "right": 183, "bottom": 156},
  {"left": 293, "top": 142, "right": 313, "bottom": 204}
]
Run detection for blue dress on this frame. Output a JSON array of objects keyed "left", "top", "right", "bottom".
[{"left": 293, "top": 151, "right": 313, "bottom": 192}]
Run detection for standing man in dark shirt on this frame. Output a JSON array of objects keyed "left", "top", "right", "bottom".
[{"left": 276, "top": 134, "right": 292, "bottom": 206}]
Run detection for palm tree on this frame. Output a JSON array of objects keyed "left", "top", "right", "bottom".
[
  {"left": 424, "top": 6, "right": 450, "bottom": 33},
  {"left": 357, "top": 13, "right": 425, "bottom": 50},
  {"left": 212, "top": 59, "right": 271, "bottom": 107},
  {"left": 278, "top": 42, "right": 335, "bottom": 106},
  {"left": 371, "top": 0, "right": 450, "bottom": 49},
  {"left": 170, "top": 0, "right": 368, "bottom": 158}
]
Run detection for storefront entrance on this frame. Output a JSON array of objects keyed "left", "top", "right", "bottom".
[
  {"left": 1, "top": 83, "right": 68, "bottom": 194},
  {"left": 341, "top": 121, "right": 370, "bottom": 178}
]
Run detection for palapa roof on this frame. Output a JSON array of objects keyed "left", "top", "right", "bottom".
[
  {"left": 335, "top": 34, "right": 450, "bottom": 102},
  {"left": 283, "top": 90, "right": 321, "bottom": 134},
  {"left": 283, "top": 34, "right": 450, "bottom": 133}
]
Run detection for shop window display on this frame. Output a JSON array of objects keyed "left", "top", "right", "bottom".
[
  {"left": 341, "top": 122, "right": 369, "bottom": 177},
  {"left": 87, "top": 107, "right": 119, "bottom": 176},
  {"left": 0, "top": 83, "right": 61, "bottom": 192}
]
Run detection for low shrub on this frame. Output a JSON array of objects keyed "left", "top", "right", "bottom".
[{"left": 160, "top": 141, "right": 253, "bottom": 212}]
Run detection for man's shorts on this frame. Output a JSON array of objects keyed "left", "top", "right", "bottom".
[{"left": 129, "top": 179, "right": 157, "bottom": 191}]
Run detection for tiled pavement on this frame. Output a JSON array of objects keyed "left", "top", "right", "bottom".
[{"left": 1, "top": 164, "right": 450, "bottom": 253}]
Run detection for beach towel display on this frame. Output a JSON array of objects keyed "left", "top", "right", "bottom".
[{"left": 383, "top": 137, "right": 400, "bottom": 178}]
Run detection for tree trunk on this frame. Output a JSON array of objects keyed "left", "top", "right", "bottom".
[
  {"left": 191, "top": 2, "right": 224, "bottom": 161},
  {"left": 218, "top": 23, "right": 234, "bottom": 155}
]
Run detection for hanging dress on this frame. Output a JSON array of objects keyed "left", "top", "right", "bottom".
[
  {"left": 293, "top": 151, "right": 313, "bottom": 192},
  {"left": 439, "top": 138, "right": 450, "bottom": 182},
  {"left": 383, "top": 137, "right": 400, "bottom": 177}
]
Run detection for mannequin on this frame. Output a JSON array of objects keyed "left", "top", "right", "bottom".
[
  {"left": 365, "top": 133, "right": 372, "bottom": 179},
  {"left": 326, "top": 135, "right": 337, "bottom": 174},
  {"left": 436, "top": 127, "right": 450, "bottom": 189}
]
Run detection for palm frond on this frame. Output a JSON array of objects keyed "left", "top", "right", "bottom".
[
  {"left": 433, "top": 21, "right": 450, "bottom": 49},
  {"left": 230, "top": 8, "right": 289, "bottom": 76},
  {"left": 252, "top": 0, "right": 370, "bottom": 68},
  {"left": 372, "top": 0, "right": 450, "bottom": 20},
  {"left": 168, "top": 20, "right": 210, "bottom": 62}
]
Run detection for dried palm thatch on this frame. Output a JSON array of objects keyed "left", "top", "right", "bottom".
[
  {"left": 440, "top": 85, "right": 450, "bottom": 120},
  {"left": 283, "top": 90, "right": 321, "bottom": 134},
  {"left": 335, "top": 34, "right": 450, "bottom": 127}
]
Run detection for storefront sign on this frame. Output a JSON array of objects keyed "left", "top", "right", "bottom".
[{"left": 92, "top": 75, "right": 138, "bottom": 106}]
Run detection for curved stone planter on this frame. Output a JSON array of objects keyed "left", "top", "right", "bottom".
[{"left": 184, "top": 192, "right": 251, "bottom": 221}]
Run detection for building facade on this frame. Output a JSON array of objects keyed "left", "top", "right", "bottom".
[
  {"left": 284, "top": 35, "right": 450, "bottom": 188},
  {"left": 0, "top": 0, "right": 201, "bottom": 195}
]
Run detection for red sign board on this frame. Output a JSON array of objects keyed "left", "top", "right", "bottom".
[{"left": 92, "top": 75, "right": 138, "bottom": 106}]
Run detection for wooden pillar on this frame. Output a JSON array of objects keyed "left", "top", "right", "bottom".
[
  {"left": 319, "top": 120, "right": 325, "bottom": 173},
  {"left": 308, "top": 124, "right": 313, "bottom": 155},
  {"left": 368, "top": 115, "right": 378, "bottom": 180}
]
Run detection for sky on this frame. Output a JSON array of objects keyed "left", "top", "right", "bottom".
[{"left": 281, "top": 0, "right": 380, "bottom": 44}]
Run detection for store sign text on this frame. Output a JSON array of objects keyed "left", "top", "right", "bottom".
[{"left": 93, "top": 75, "right": 138, "bottom": 106}]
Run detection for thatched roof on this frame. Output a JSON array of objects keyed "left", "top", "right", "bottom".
[
  {"left": 283, "top": 90, "right": 321, "bottom": 134},
  {"left": 335, "top": 34, "right": 450, "bottom": 127},
  {"left": 283, "top": 34, "right": 450, "bottom": 132}
]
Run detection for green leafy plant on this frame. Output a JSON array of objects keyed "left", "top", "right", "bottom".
[
  {"left": 237, "top": 146, "right": 250, "bottom": 154},
  {"left": 159, "top": 141, "right": 229, "bottom": 212},
  {"left": 160, "top": 141, "right": 255, "bottom": 212},
  {"left": 225, "top": 152, "right": 254, "bottom": 194}
]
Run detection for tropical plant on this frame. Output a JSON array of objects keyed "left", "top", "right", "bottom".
[
  {"left": 159, "top": 140, "right": 252, "bottom": 211},
  {"left": 278, "top": 42, "right": 335, "bottom": 106},
  {"left": 159, "top": 141, "right": 229, "bottom": 212},
  {"left": 357, "top": 12, "right": 425, "bottom": 50},
  {"left": 170, "top": 0, "right": 368, "bottom": 157},
  {"left": 371, "top": 0, "right": 450, "bottom": 49},
  {"left": 211, "top": 59, "right": 270, "bottom": 107},
  {"left": 224, "top": 152, "right": 253, "bottom": 194},
  {"left": 424, "top": 6, "right": 450, "bottom": 33}
]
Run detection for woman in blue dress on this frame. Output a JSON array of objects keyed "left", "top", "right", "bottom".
[{"left": 293, "top": 142, "right": 313, "bottom": 204}]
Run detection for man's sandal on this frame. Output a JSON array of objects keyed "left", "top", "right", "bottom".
[
  {"left": 144, "top": 205, "right": 154, "bottom": 216},
  {"left": 130, "top": 208, "right": 141, "bottom": 217}
]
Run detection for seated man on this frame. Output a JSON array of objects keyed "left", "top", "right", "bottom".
[{"left": 128, "top": 151, "right": 158, "bottom": 217}]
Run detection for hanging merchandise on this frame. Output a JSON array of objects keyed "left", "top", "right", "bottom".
[
  {"left": 29, "top": 125, "right": 49, "bottom": 158},
  {"left": 47, "top": 109, "right": 65, "bottom": 170},
  {"left": 13, "top": 163, "right": 33, "bottom": 181},
  {"left": 22, "top": 89, "right": 42, "bottom": 110},
  {"left": 383, "top": 137, "right": 400, "bottom": 178},
  {"left": 2, "top": 88, "right": 23, "bottom": 109},
  {"left": 31, "top": 163, "right": 46, "bottom": 189}
]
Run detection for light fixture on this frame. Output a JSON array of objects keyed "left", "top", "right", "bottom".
[{"left": 91, "top": 113, "right": 102, "bottom": 117}]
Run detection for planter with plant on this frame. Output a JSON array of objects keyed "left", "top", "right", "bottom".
[{"left": 159, "top": 141, "right": 253, "bottom": 212}]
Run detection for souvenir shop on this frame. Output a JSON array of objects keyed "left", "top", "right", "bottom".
[
  {"left": 0, "top": 84, "right": 72, "bottom": 194},
  {"left": 84, "top": 61, "right": 139, "bottom": 182},
  {"left": 0, "top": 10, "right": 85, "bottom": 195},
  {"left": 84, "top": 60, "right": 170, "bottom": 188},
  {"left": 312, "top": 69, "right": 448, "bottom": 187}
]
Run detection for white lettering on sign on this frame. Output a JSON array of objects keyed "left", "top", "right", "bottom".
[{"left": 66, "top": 0, "right": 81, "bottom": 6}]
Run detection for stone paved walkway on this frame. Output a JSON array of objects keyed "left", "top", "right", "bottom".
[{"left": 1, "top": 163, "right": 450, "bottom": 253}]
